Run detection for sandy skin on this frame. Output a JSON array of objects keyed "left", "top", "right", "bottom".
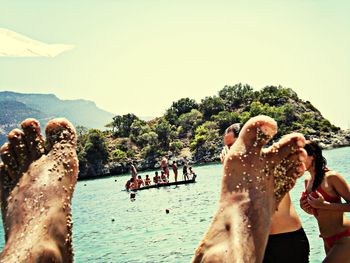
[
  {"left": 192, "top": 115, "right": 307, "bottom": 263},
  {"left": 0, "top": 118, "right": 78, "bottom": 263}
]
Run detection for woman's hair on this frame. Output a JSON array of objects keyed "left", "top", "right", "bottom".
[
  {"left": 225, "top": 123, "right": 241, "bottom": 137},
  {"left": 304, "top": 141, "right": 327, "bottom": 191}
]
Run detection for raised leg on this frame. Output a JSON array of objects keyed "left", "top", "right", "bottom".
[
  {"left": 0, "top": 118, "right": 78, "bottom": 263},
  {"left": 193, "top": 115, "right": 306, "bottom": 263}
]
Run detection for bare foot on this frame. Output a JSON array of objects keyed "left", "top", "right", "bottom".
[
  {"left": 192, "top": 115, "right": 306, "bottom": 263},
  {"left": 0, "top": 118, "right": 78, "bottom": 263}
]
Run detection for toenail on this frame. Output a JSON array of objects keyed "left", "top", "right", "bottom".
[
  {"left": 260, "top": 125, "right": 275, "bottom": 136},
  {"left": 297, "top": 139, "right": 304, "bottom": 147}
]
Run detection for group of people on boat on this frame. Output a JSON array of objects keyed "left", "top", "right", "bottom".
[{"left": 125, "top": 159, "right": 197, "bottom": 191}]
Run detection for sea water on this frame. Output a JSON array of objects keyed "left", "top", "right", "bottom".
[{"left": 0, "top": 147, "right": 349, "bottom": 263}]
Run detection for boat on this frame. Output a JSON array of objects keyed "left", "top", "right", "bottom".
[{"left": 132, "top": 178, "right": 196, "bottom": 191}]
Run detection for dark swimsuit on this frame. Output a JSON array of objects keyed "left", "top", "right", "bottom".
[{"left": 263, "top": 228, "right": 310, "bottom": 263}]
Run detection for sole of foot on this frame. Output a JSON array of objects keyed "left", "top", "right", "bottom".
[
  {"left": 193, "top": 115, "right": 306, "bottom": 263},
  {"left": 0, "top": 118, "right": 78, "bottom": 263}
]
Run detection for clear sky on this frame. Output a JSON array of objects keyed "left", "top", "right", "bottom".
[{"left": 0, "top": 0, "right": 349, "bottom": 128}]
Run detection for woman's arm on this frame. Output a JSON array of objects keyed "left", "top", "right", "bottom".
[
  {"left": 307, "top": 193, "right": 350, "bottom": 212},
  {"left": 300, "top": 195, "right": 315, "bottom": 215}
]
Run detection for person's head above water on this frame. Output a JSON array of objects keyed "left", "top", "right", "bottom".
[
  {"left": 304, "top": 141, "right": 327, "bottom": 191},
  {"left": 224, "top": 123, "right": 241, "bottom": 148}
]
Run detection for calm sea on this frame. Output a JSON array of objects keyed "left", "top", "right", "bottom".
[{"left": 0, "top": 147, "right": 350, "bottom": 263}]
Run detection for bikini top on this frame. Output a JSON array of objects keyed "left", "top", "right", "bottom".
[
  {"left": 301, "top": 185, "right": 341, "bottom": 203},
  {"left": 300, "top": 175, "right": 341, "bottom": 216},
  {"left": 303, "top": 168, "right": 341, "bottom": 202},
  {"left": 316, "top": 185, "right": 341, "bottom": 203}
]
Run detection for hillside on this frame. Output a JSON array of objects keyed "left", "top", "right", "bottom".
[
  {"left": 0, "top": 100, "right": 49, "bottom": 142},
  {"left": 76, "top": 84, "right": 350, "bottom": 179},
  {"left": 0, "top": 91, "right": 114, "bottom": 145}
]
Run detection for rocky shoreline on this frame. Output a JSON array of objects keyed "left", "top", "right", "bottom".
[
  {"left": 78, "top": 129, "right": 350, "bottom": 180},
  {"left": 309, "top": 129, "right": 350, "bottom": 150}
]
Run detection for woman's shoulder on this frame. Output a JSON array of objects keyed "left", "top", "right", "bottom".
[
  {"left": 325, "top": 169, "right": 345, "bottom": 186},
  {"left": 325, "top": 169, "right": 341, "bottom": 179}
]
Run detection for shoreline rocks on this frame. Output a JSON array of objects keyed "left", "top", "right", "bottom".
[{"left": 309, "top": 129, "right": 350, "bottom": 150}]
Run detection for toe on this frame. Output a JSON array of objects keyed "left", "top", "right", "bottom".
[
  {"left": 0, "top": 143, "right": 18, "bottom": 179},
  {"left": 0, "top": 162, "right": 12, "bottom": 184},
  {"left": 0, "top": 163, "right": 12, "bottom": 216},
  {"left": 263, "top": 133, "right": 306, "bottom": 167},
  {"left": 45, "top": 118, "right": 77, "bottom": 151},
  {"left": 274, "top": 160, "right": 306, "bottom": 204},
  {"left": 273, "top": 148, "right": 307, "bottom": 203},
  {"left": 0, "top": 163, "right": 7, "bottom": 186},
  {"left": 7, "top": 128, "right": 30, "bottom": 172},
  {"left": 21, "top": 118, "right": 45, "bottom": 161},
  {"left": 236, "top": 115, "right": 277, "bottom": 151}
]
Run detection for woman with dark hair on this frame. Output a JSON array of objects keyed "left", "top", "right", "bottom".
[{"left": 300, "top": 141, "right": 350, "bottom": 262}]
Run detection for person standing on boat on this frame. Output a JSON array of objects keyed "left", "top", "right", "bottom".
[
  {"left": 189, "top": 166, "right": 197, "bottom": 180},
  {"left": 161, "top": 156, "right": 170, "bottom": 179},
  {"left": 172, "top": 161, "right": 178, "bottom": 182},
  {"left": 129, "top": 161, "right": 137, "bottom": 180},
  {"left": 183, "top": 161, "right": 189, "bottom": 181}
]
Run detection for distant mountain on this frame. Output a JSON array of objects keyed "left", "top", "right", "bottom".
[{"left": 0, "top": 91, "right": 114, "bottom": 145}]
